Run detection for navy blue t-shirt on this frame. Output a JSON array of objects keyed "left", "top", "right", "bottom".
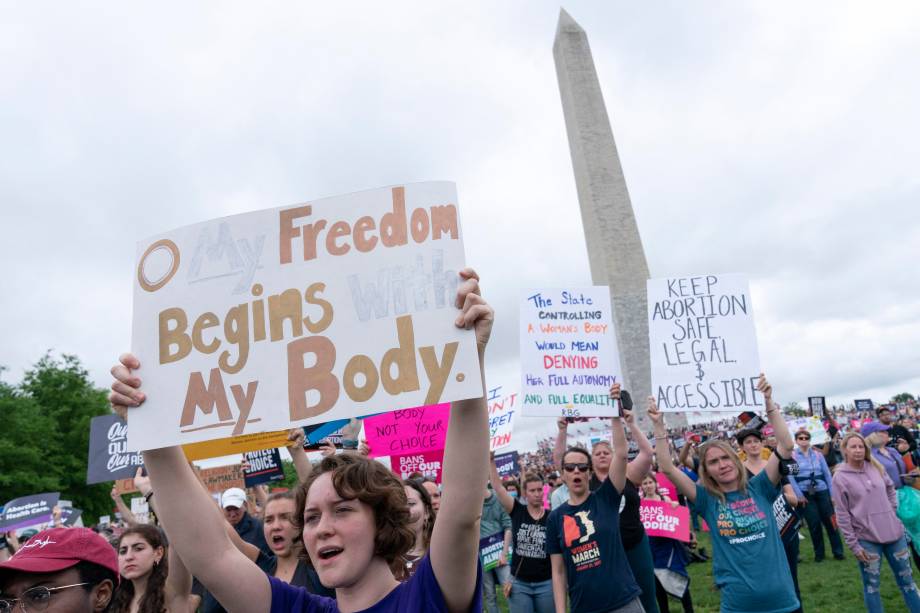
[
  {"left": 546, "top": 478, "right": 640, "bottom": 613},
  {"left": 268, "top": 554, "right": 483, "bottom": 612}
]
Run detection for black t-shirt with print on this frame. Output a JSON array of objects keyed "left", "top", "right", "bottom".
[
  {"left": 546, "top": 478, "right": 640, "bottom": 612},
  {"left": 508, "top": 499, "right": 551, "bottom": 583},
  {"left": 589, "top": 475, "right": 645, "bottom": 550}
]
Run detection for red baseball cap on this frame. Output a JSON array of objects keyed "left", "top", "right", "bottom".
[{"left": 0, "top": 528, "right": 118, "bottom": 577}]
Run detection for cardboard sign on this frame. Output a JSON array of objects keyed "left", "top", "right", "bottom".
[
  {"left": 364, "top": 404, "right": 449, "bottom": 458},
  {"left": 128, "top": 182, "right": 481, "bottom": 451},
  {"left": 198, "top": 465, "right": 245, "bottom": 494},
  {"left": 479, "top": 532, "right": 505, "bottom": 571},
  {"left": 115, "top": 479, "right": 139, "bottom": 495},
  {"left": 0, "top": 493, "right": 60, "bottom": 531},
  {"left": 649, "top": 274, "right": 762, "bottom": 412},
  {"left": 390, "top": 450, "right": 444, "bottom": 483},
  {"left": 86, "top": 415, "right": 145, "bottom": 484},
  {"left": 520, "top": 287, "right": 621, "bottom": 418},
  {"left": 639, "top": 500, "right": 690, "bottom": 542},
  {"left": 243, "top": 447, "right": 285, "bottom": 487},
  {"left": 807, "top": 396, "right": 826, "bottom": 417},
  {"left": 786, "top": 416, "right": 828, "bottom": 445},
  {"left": 855, "top": 398, "right": 874, "bottom": 412},
  {"left": 488, "top": 385, "right": 517, "bottom": 450},
  {"left": 494, "top": 451, "right": 520, "bottom": 478}
]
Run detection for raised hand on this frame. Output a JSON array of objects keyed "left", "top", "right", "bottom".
[
  {"left": 109, "top": 353, "right": 144, "bottom": 419},
  {"left": 609, "top": 382, "right": 621, "bottom": 400},
  {"left": 133, "top": 466, "right": 152, "bottom": 496},
  {"left": 286, "top": 428, "right": 305, "bottom": 450},
  {"left": 454, "top": 268, "right": 493, "bottom": 354},
  {"left": 755, "top": 373, "right": 772, "bottom": 404}
]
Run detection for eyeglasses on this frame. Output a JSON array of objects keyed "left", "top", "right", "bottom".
[
  {"left": 0, "top": 583, "right": 90, "bottom": 612},
  {"left": 563, "top": 463, "right": 590, "bottom": 473},
  {"left": 796, "top": 436, "right": 810, "bottom": 441}
]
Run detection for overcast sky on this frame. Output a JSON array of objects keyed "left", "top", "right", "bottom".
[{"left": 2, "top": 2, "right": 918, "bottom": 455}]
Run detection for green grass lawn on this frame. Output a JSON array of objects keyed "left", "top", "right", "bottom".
[{"left": 493, "top": 527, "right": 913, "bottom": 612}]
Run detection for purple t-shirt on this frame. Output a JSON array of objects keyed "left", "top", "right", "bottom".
[{"left": 268, "top": 555, "right": 483, "bottom": 613}]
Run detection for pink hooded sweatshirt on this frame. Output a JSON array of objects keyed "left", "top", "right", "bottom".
[{"left": 831, "top": 461, "right": 903, "bottom": 556}]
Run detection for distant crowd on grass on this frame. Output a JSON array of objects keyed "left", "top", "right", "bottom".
[{"left": 2, "top": 283, "right": 919, "bottom": 613}]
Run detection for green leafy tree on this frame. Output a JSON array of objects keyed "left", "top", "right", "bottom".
[
  {"left": 0, "top": 354, "right": 113, "bottom": 521},
  {"left": 783, "top": 401, "right": 805, "bottom": 417},
  {"left": 892, "top": 393, "right": 916, "bottom": 404}
]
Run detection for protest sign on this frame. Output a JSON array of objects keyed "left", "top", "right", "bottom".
[
  {"left": 98, "top": 515, "right": 111, "bottom": 526},
  {"left": 494, "top": 451, "right": 520, "bottom": 478},
  {"left": 182, "top": 430, "right": 291, "bottom": 461},
  {"left": 488, "top": 385, "right": 517, "bottom": 450},
  {"left": 390, "top": 450, "right": 444, "bottom": 483},
  {"left": 198, "top": 465, "right": 245, "bottom": 494},
  {"left": 772, "top": 493, "right": 801, "bottom": 542},
  {"left": 656, "top": 473, "right": 677, "bottom": 502},
  {"left": 60, "top": 507, "right": 82, "bottom": 527},
  {"left": 243, "top": 447, "right": 285, "bottom": 487},
  {"left": 855, "top": 398, "right": 874, "bottom": 412},
  {"left": 0, "top": 493, "right": 60, "bottom": 532},
  {"left": 86, "top": 415, "right": 144, "bottom": 484},
  {"left": 639, "top": 500, "right": 690, "bottom": 542},
  {"left": 115, "top": 479, "right": 139, "bottom": 495},
  {"left": 479, "top": 532, "right": 504, "bottom": 571},
  {"left": 128, "top": 182, "right": 481, "bottom": 451},
  {"left": 786, "top": 416, "right": 828, "bottom": 445},
  {"left": 521, "top": 287, "right": 621, "bottom": 418},
  {"left": 648, "top": 274, "right": 762, "bottom": 412},
  {"left": 364, "top": 404, "right": 449, "bottom": 458},
  {"left": 807, "top": 396, "right": 826, "bottom": 417},
  {"left": 304, "top": 419, "right": 350, "bottom": 445},
  {"left": 131, "top": 497, "right": 150, "bottom": 524}
]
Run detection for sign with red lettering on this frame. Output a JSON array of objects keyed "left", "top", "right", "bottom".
[
  {"left": 128, "top": 183, "right": 482, "bottom": 450},
  {"left": 520, "top": 287, "right": 622, "bottom": 418},
  {"left": 639, "top": 500, "right": 690, "bottom": 542},
  {"left": 364, "top": 404, "right": 449, "bottom": 458},
  {"left": 649, "top": 274, "right": 762, "bottom": 413},
  {"left": 390, "top": 450, "right": 444, "bottom": 483},
  {"left": 488, "top": 385, "right": 517, "bottom": 451}
]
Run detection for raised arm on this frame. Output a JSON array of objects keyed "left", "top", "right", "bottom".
[
  {"left": 285, "top": 428, "right": 312, "bottom": 483},
  {"left": 110, "top": 485, "right": 138, "bottom": 526},
  {"left": 110, "top": 355, "right": 270, "bottom": 613},
  {"left": 760, "top": 375, "right": 793, "bottom": 486},
  {"left": 648, "top": 398, "right": 697, "bottom": 504},
  {"left": 429, "top": 268, "right": 493, "bottom": 613},
  {"left": 489, "top": 454, "right": 515, "bottom": 514},
  {"left": 624, "top": 408, "right": 653, "bottom": 485},
  {"left": 678, "top": 438, "right": 695, "bottom": 470},
  {"left": 552, "top": 418, "right": 568, "bottom": 468}
]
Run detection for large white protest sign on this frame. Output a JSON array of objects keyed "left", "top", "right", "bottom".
[
  {"left": 648, "top": 274, "right": 762, "bottom": 412},
  {"left": 520, "top": 288, "right": 621, "bottom": 417},
  {"left": 129, "top": 183, "right": 482, "bottom": 450}
]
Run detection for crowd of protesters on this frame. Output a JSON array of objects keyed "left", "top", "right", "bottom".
[{"left": 2, "top": 273, "right": 920, "bottom": 612}]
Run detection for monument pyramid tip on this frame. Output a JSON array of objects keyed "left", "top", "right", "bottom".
[{"left": 556, "top": 8, "right": 584, "bottom": 35}]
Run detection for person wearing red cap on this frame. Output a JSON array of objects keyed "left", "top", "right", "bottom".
[{"left": 0, "top": 527, "right": 118, "bottom": 612}]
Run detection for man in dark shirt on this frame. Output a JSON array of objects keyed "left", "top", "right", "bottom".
[
  {"left": 879, "top": 406, "right": 917, "bottom": 453},
  {"left": 222, "top": 487, "right": 271, "bottom": 555}
]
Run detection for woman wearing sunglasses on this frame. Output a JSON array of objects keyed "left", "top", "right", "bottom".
[
  {"left": 546, "top": 383, "right": 643, "bottom": 613},
  {"left": 650, "top": 375, "right": 800, "bottom": 613},
  {"left": 791, "top": 429, "right": 844, "bottom": 562}
]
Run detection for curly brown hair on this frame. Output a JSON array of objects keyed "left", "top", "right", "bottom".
[{"left": 293, "top": 454, "right": 415, "bottom": 571}]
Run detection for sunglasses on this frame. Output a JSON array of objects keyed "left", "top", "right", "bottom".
[
  {"left": 563, "top": 463, "right": 591, "bottom": 473},
  {"left": 796, "top": 436, "right": 810, "bottom": 441}
]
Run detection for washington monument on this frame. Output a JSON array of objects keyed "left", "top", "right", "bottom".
[{"left": 553, "top": 9, "right": 653, "bottom": 422}]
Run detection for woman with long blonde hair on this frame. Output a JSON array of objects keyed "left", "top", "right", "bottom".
[
  {"left": 832, "top": 432, "right": 920, "bottom": 612},
  {"left": 650, "top": 375, "right": 800, "bottom": 613}
]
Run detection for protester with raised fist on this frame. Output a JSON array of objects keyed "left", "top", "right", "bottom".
[
  {"left": 546, "top": 383, "right": 643, "bottom": 613},
  {"left": 109, "top": 268, "right": 493, "bottom": 613},
  {"left": 832, "top": 432, "right": 920, "bottom": 612},
  {"left": 650, "top": 375, "right": 800, "bottom": 613},
  {"left": 489, "top": 454, "right": 553, "bottom": 613}
]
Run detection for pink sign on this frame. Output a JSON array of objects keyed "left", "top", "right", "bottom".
[
  {"left": 390, "top": 450, "right": 445, "bottom": 483},
  {"left": 364, "top": 404, "right": 450, "bottom": 458},
  {"left": 656, "top": 473, "right": 677, "bottom": 501},
  {"left": 640, "top": 500, "right": 690, "bottom": 542}
]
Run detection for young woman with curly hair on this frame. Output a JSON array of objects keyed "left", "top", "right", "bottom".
[{"left": 109, "top": 268, "right": 493, "bottom": 613}]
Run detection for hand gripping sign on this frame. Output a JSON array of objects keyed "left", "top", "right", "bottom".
[{"left": 129, "top": 183, "right": 482, "bottom": 451}]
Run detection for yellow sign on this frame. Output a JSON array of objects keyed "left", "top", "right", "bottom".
[{"left": 181, "top": 430, "right": 291, "bottom": 461}]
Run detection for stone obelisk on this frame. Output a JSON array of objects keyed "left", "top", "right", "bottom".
[{"left": 553, "top": 9, "right": 654, "bottom": 424}]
